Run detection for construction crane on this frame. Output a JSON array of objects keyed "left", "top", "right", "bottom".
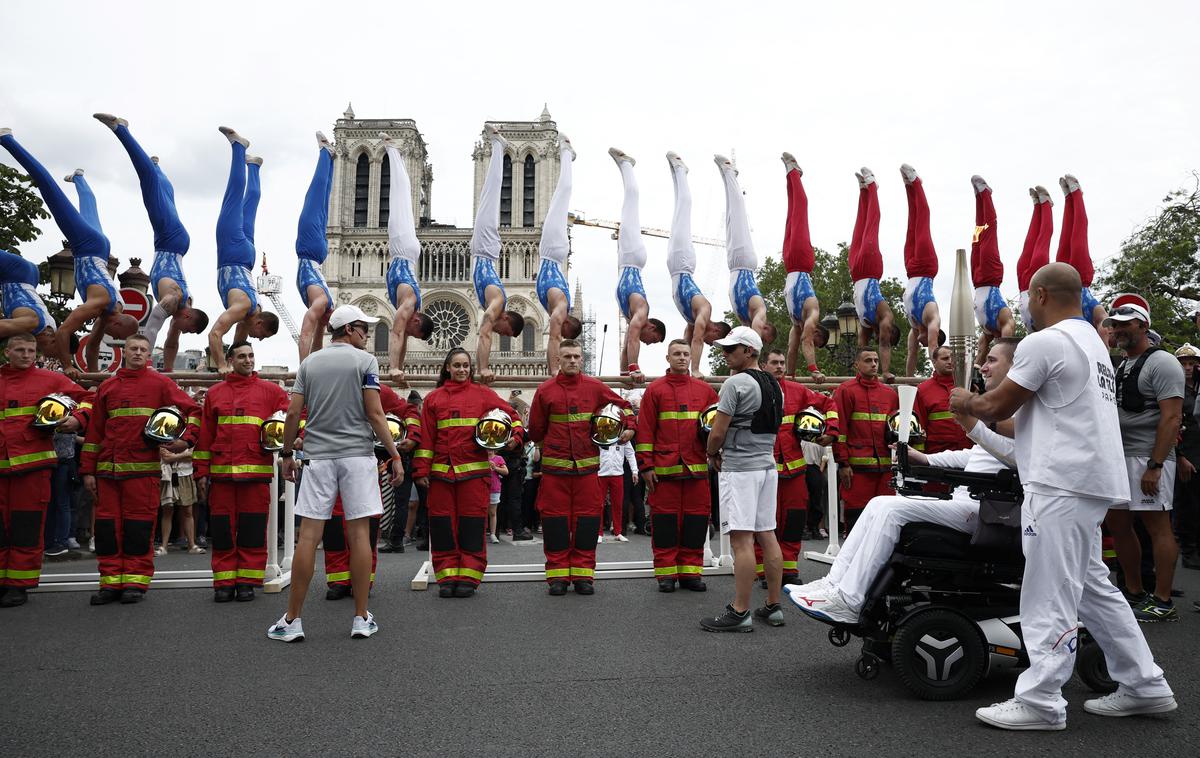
[
  {"left": 568, "top": 211, "right": 725, "bottom": 247},
  {"left": 256, "top": 254, "right": 302, "bottom": 343}
]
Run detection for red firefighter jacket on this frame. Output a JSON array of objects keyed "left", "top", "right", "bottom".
[
  {"left": 0, "top": 365, "right": 93, "bottom": 475},
  {"left": 832, "top": 375, "right": 897, "bottom": 472},
  {"left": 529, "top": 372, "right": 633, "bottom": 476},
  {"left": 80, "top": 366, "right": 200, "bottom": 479},
  {"left": 775, "top": 380, "right": 840, "bottom": 479},
  {"left": 915, "top": 372, "right": 971, "bottom": 454},
  {"left": 193, "top": 371, "right": 289, "bottom": 482},
  {"left": 380, "top": 384, "right": 422, "bottom": 448},
  {"left": 412, "top": 380, "right": 523, "bottom": 483},
  {"left": 635, "top": 372, "right": 717, "bottom": 480}
]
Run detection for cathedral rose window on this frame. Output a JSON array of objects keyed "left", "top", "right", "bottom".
[{"left": 425, "top": 299, "right": 471, "bottom": 351}]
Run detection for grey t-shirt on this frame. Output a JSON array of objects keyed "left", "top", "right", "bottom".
[
  {"left": 716, "top": 371, "right": 777, "bottom": 471},
  {"left": 1117, "top": 349, "right": 1185, "bottom": 460},
  {"left": 292, "top": 342, "right": 381, "bottom": 460}
]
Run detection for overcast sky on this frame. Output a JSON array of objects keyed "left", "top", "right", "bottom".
[{"left": 4, "top": 1, "right": 1197, "bottom": 373}]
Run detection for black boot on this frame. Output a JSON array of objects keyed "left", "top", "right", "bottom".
[
  {"left": 325, "top": 584, "right": 351, "bottom": 601},
  {"left": 547, "top": 580, "right": 569, "bottom": 596},
  {"left": 235, "top": 585, "right": 255, "bottom": 602},
  {"left": 0, "top": 588, "right": 28, "bottom": 607},
  {"left": 90, "top": 588, "right": 121, "bottom": 606},
  {"left": 213, "top": 587, "right": 235, "bottom": 603},
  {"left": 573, "top": 580, "right": 595, "bottom": 595},
  {"left": 657, "top": 578, "right": 677, "bottom": 593},
  {"left": 453, "top": 583, "right": 476, "bottom": 598},
  {"left": 119, "top": 588, "right": 146, "bottom": 604},
  {"left": 438, "top": 582, "right": 457, "bottom": 598},
  {"left": 679, "top": 577, "right": 707, "bottom": 592}
]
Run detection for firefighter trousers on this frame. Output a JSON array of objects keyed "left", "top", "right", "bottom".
[
  {"left": 208, "top": 481, "right": 270, "bottom": 588},
  {"left": 95, "top": 477, "right": 159, "bottom": 592},
  {"left": 324, "top": 498, "right": 380, "bottom": 588},
  {"left": 538, "top": 472, "right": 601, "bottom": 583},
  {"left": 0, "top": 470, "right": 52, "bottom": 588},
  {"left": 756, "top": 474, "right": 809, "bottom": 578},
  {"left": 649, "top": 477, "right": 710, "bottom": 581},
  {"left": 427, "top": 478, "right": 489, "bottom": 587}
]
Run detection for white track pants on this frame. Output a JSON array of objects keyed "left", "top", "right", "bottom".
[
  {"left": 385, "top": 143, "right": 420, "bottom": 264},
  {"left": 469, "top": 137, "right": 506, "bottom": 259},
  {"left": 667, "top": 162, "right": 695, "bottom": 277},
  {"left": 828, "top": 494, "right": 978, "bottom": 609},
  {"left": 538, "top": 145, "right": 573, "bottom": 265},
  {"left": 1014, "top": 492, "right": 1172, "bottom": 723},
  {"left": 617, "top": 160, "right": 646, "bottom": 269},
  {"left": 718, "top": 163, "right": 756, "bottom": 271}
]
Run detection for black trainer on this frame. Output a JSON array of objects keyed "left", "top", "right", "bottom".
[
  {"left": 1133, "top": 595, "right": 1179, "bottom": 623},
  {"left": 438, "top": 582, "right": 457, "bottom": 598},
  {"left": 753, "top": 602, "right": 786, "bottom": 627},
  {"left": 700, "top": 604, "right": 753, "bottom": 633},
  {"left": 454, "top": 583, "right": 476, "bottom": 598},
  {"left": 214, "top": 587, "right": 235, "bottom": 603},
  {"left": 119, "top": 589, "right": 146, "bottom": 604},
  {"left": 781, "top": 573, "right": 801, "bottom": 586},
  {"left": 326, "top": 584, "right": 351, "bottom": 601},
  {"left": 573, "top": 580, "right": 595, "bottom": 595},
  {"left": 548, "top": 580, "right": 569, "bottom": 596},
  {"left": 1121, "top": 587, "right": 1150, "bottom": 607},
  {"left": 657, "top": 578, "right": 676, "bottom": 593},
  {"left": 512, "top": 528, "right": 534, "bottom": 541},
  {"left": 90, "top": 588, "right": 121, "bottom": 606},
  {"left": 679, "top": 577, "right": 707, "bottom": 592},
  {"left": 0, "top": 588, "right": 28, "bottom": 608},
  {"left": 235, "top": 585, "right": 255, "bottom": 602}
]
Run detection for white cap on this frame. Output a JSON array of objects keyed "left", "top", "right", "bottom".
[
  {"left": 1102, "top": 303, "right": 1151, "bottom": 327},
  {"left": 329, "top": 304, "right": 380, "bottom": 331},
  {"left": 713, "top": 325, "right": 763, "bottom": 352}
]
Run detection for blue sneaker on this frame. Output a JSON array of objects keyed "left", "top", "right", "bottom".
[{"left": 267, "top": 614, "right": 304, "bottom": 642}]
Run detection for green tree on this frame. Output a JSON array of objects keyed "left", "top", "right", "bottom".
[
  {"left": 711, "top": 245, "right": 924, "bottom": 377},
  {"left": 1094, "top": 176, "right": 1200, "bottom": 350},
  {"left": 0, "top": 164, "right": 48, "bottom": 253}
]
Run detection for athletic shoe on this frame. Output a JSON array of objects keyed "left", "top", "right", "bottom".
[
  {"left": 785, "top": 587, "right": 858, "bottom": 625},
  {"left": 781, "top": 152, "right": 801, "bottom": 175},
  {"left": 753, "top": 603, "right": 785, "bottom": 627},
  {"left": 93, "top": 113, "right": 127, "bottom": 130},
  {"left": 700, "top": 604, "right": 753, "bottom": 633},
  {"left": 0, "top": 128, "right": 12, "bottom": 138},
  {"left": 975, "top": 698, "right": 1064, "bottom": 731},
  {"left": 267, "top": 614, "right": 305, "bottom": 642},
  {"left": 900, "top": 164, "right": 918, "bottom": 185},
  {"left": 784, "top": 575, "right": 834, "bottom": 598},
  {"left": 245, "top": 155, "right": 263, "bottom": 167},
  {"left": 1192, "top": 600, "right": 1199, "bottom": 612},
  {"left": 596, "top": 534, "right": 603, "bottom": 544},
  {"left": 153, "top": 546, "right": 167, "bottom": 557},
  {"left": 614, "top": 534, "right": 629, "bottom": 542},
  {"left": 818, "top": 528, "right": 829, "bottom": 539},
  {"left": 714, "top": 154, "right": 735, "bottom": 174},
  {"left": 667, "top": 151, "right": 688, "bottom": 172},
  {"left": 609, "top": 146, "right": 635, "bottom": 167},
  {"left": 1121, "top": 587, "right": 1149, "bottom": 607},
  {"left": 218, "top": 126, "right": 249, "bottom": 148},
  {"left": 1133, "top": 596, "right": 1178, "bottom": 623},
  {"left": 66, "top": 538, "right": 81, "bottom": 550},
  {"left": 1083, "top": 690, "right": 1177, "bottom": 717},
  {"left": 859, "top": 167, "right": 875, "bottom": 185},
  {"left": 44, "top": 544, "right": 68, "bottom": 557},
  {"left": 485, "top": 123, "right": 510, "bottom": 150},
  {"left": 971, "top": 174, "right": 990, "bottom": 194},
  {"left": 489, "top": 534, "right": 500, "bottom": 544},
  {"left": 512, "top": 529, "right": 533, "bottom": 541},
  {"left": 1035, "top": 185, "right": 1053, "bottom": 205},
  {"left": 62, "top": 169, "right": 84, "bottom": 183},
  {"left": 351, "top": 612, "right": 378, "bottom": 639},
  {"left": 560, "top": 134, "right": 576, "bottom": 161},
  {"left": 1063, "top": 173, "right": 1081, "bottom": 194}
]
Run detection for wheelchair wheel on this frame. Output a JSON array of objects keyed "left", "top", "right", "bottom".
[
  {"left": 892, "top": 609, "right": 986, "bottom": 701},
  {"left": 1075, "top": 638, "right": 1118, "bottom": 694},
  {"left": 828, "top": 627, "right": 851, "bottom": 647}
]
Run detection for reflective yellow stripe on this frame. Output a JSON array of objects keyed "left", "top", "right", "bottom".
[
  {"left": 122, "top": 574, "right": 152, "bottom": 586},
  {"left": 4, "top": 568, "right": 40, "bottom": 579},
  {"left": 656, "top": 465, "right": 685, "bottom": 475},
  {"left": 657, "top": 411, "right": 699, "bottom": 421},
  {"left": 686, "top": 462, "right": 708, "bottom": 474},
  {"left": 3, "top": 450, "right": 57, "bottom": 467},
  {"left": 1, "top": 406, "right": 35, "bottom": 418},
  {"left": 108, "top": 407, "right": 156, "bottom": 418},
  {"left": 635, "top": 444, "right": 653, "bottom": 453},
  {"left": 825, "top": 410, "right": 839, "bottom": 419},
  {"left": 99, "top": 575, "right": 123, "bottom": 585},
  {"left": 96, "top": 461, "right": 163, "bottom": 473},
  {"left": 0, "top": 569, "right": 5, "bottom": 579},
  {"left": 928, "top": 411, "right": 954, "bottom": 421},
  {"left": 545, "top": 568, "right": 571, "bottom": 578},
  {"left": 217, "top": 415, "right": 264, "bottom": 425},
  {"left": 210, "top": 464, "right": 274, "bottom": 475},
  {"left": 542, "top": 455, "right": 600, "bottom": 469},
  {"left": 405, "top": 418, "right": 421, "bottom": 427},
  {"left": 431, "top": 463, "right": 450, "bottom": 473},
  {"left": 327, "top": 571, "right": 352, "bottom": 582},
  {"left": 78, "top": 402, "right": 93, "bottom": 410},
  {"left": 848, "top": 456, "right": 889, "bottom": 466},
  {"left": 849, "top": 412, "right": 888, "bottom": 421},
  {"left": 677, "top": 565, "right": 703, "bottom": 575},
  {"left": 186, "top": 416, "right": 200, "bottom": 427},
  {"left": 414, "top": 449, "right": 434, "bottom": 459},
  {"left": 755, "top": 563, "right": 764, "bottom": 573},
  {"left": 458, "top": 567, "right": 485, "bottom": 580},
  {"left": 213, "top": 570, "right": 237, "bottom": 581},
  {"left": 82, "top": 443, "right": 100, "bottom": 453},
  {"left": 569, "top": 567, "right": 594, "bottom": 577},
  {"left": 780, "top": 414, "right": 795, "bottom": 425},
  {"left": 776, "top": 458, "right": 807, "bottom": 472},
  {"left": 192, "top": 451, "right": 212, "bottom": 460},
  {"left": 654, "top": 566, "right": 678, "bottom": 576},
  {"left": 621, "top": 408, "right": 633, "bottom": 416},
  {"left": 549, "top": 412, "right": 593, "bottom": 423},
  {"left": 453, "top": 460, "right": 492, "bottom": 475},
  {"left": 511, "top": 419, "right": 524, "bottom": 428},
  {"left": 436, "top": 418, "right": 478, "bottom": 429},
  {"left": 837, "top": 435, "right": 848, "bottom": 442},
  {"left": 237, "top": 568, "right": 265, "bottom": 579},
  {"left": 782, "top": 560, "right": 798, "bottom": 570}
]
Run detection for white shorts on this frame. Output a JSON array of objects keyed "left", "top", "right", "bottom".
[
  {"left": 489, "top": 492, "right": 501, "bottom": 506},
  {"left": 1112, "top": 457, "right": 1176, "bottom": 512},
  {"left": 1018, "top": 290, "right": 1033, "bottom": 332},
  {"left": 295, "top": 456, "right": 383, "bottom": 521},
  {"left": 718, "top": 468, "right": 778, "bottom": 533}
]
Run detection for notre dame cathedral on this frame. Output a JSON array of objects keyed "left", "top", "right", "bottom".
[{"left": 321, "top": 104, "right": 592, "bottom": 379}]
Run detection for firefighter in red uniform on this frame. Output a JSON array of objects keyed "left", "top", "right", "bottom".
[
  {"left": 193, "top": 340, "right": 288, "bottom": 603},
  {"left": 0, "top": 332, "right": 93, "bottom": 608},
  {"left": 323, "top": 382, "right": 420, "bottom": 599},
  {"left": 81, "top": 333, "right": 200, "bottom": 604},
  {"left": 832, "top": 348, "right": 897, "bottom": 532},
  {"left": 636, "top": 339, "right": 717, "bottom": 593},
  {"left": 530, "top": 338, "right": 634, "bottom": 596},
  {"left": 913, "top": 345, "right": 971, "bottom": 454},
  {"left": 413, "top": 348, "right": 522, "bottom": 598},
  {"left": 759, "top": 348, "right": 838, "bottom": 583}
]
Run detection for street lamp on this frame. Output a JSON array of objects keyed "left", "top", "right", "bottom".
[
  {"left": 819, "top": 313, "right": 839, "bottom": 347},
  {"left": 826, "top": 302, "right": 861, "bottom": 375},
  {"left": 836, "top": 302, "right": 859, "bottom": 340},
  {"left": 118, "top": 257, "right": 151, "bottom": 294},
  {"left": 47, "top": 244, "right": 75, "bottom": 299},
  {"left": 106, "top": 256, "right": 120, "bottom": 280}
]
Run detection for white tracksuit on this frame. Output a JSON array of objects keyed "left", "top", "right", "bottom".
[
  {"left": 385, "top": 143, "right": 420, "bottom": 266},
  {"left": 538, "top": 144, "right": 573, "bottom": 268}
]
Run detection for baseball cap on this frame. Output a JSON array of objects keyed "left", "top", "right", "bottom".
[
  {"left": 714, "top": 325, "right": 763, "bottom": 351},
  {"left": 329, "top": 304, "right": 380, "bottom": 331},
  {"left": 1103, "top": 293, "right": 1151, "bottom": 327}
]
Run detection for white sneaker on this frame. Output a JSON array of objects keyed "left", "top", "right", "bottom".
[
  {"left": 785, "top": 586, "right": 858, "bottom": 624},
  {"left": 975, "top": 698, "right": 1064, "bottom": 731},
  {"left": 490, "top": 534, "right": 500, "bottom": 544},
  {"left": 596, "top": 534, "right": 604, "bottom": 544},
  {"left": 900, "top": 163, "right": 918, "bottom": 184},
  {"left": 267, "top": 614, "right": 305, "bottom": 642},
  {"left": 1083, "top": 689, "right": 1177, "bottom": 717},
  {"left": 615, "top": 534, "right": 629, "bottom": 543},
  {"left": 971, "top": 174, "right": 990, "bottom": 194},
  {"left": 784, "top": 575, "right": 833, "bottom": 598},
  {"left": 350, "top": 611, "right": 378, "bottom": 639}
]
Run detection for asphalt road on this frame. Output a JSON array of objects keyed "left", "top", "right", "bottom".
[{"left": 4, "top": 534, "right": 1198, "bottom": 757}]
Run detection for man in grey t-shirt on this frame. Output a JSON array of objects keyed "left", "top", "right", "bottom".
[
  {"left": 1105, "top": 301, "right": 1185, "bottom": 621},
  {"left": 269, "top": 305, "right": 404, "bottom": 643},
  {"left": 700, "top": 326, "right": 784, "bottom": 632}
]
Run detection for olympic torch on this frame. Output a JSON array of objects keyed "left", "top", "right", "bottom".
[{"left": 948, "top": 247, "right": 975, "bottom": 389}]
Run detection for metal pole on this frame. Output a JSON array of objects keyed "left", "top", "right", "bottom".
[
  {"left": 598, "top": 324, "right": 608, "bottom": 376},
  {"left": 265, "top": 457, "right": 280, "bottom": 582}
]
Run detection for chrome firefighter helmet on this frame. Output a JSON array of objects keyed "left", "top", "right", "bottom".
[
  {"left": 884, "top": 411, "right": 926, "bottom": 446},
  {"left": 590, "top": 403, "right": 624, "bottom": 448},
  {"left": 474, "top": 408, "right": 514, "bottom": 451},
  {"left": 698, "top": 404, "right": 720, "bottom": 437},
  {"left": 793, "top": 406, "right": 828, "bottom": 444},
  {"left": 375, "top": 413, "right": 407, "bottom": 453},
  {"left": 260, "top": 411, "right": 287, "bottom": 452},
  {"left": 144, "top": 406, "right": 185, "bottom": 445},
  {"left": 33, "top": 393, "right": 78, "bottom": 429}
]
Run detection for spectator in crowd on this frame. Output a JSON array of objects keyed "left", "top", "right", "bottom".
[
  {"left": 598, "top": 438, "right": 635, "bottom": 543},
  {"left": 1173, "top": 343, "right": 1199, "bottom": 573},
  {"left": 45, "top": 426, "right": 81, "bottom": 556},
  {"left": 158, "top": 446, "right": 205, "bottom": 556},
  {"left": 1104, "top": 302, "right": 1185, "bottom": 622},
  {"left": 500, "top": 417, "right": 532, "bottom": 540},
  {"left": 488, "top": 453, "right": 508, "bottom": 544},
  {"left": 627, "top": 455, "right": 647, "bottom": 535},
  {"left": 803, "top": 439, "right": 828, "bottom": 539},
  {"left": 522, "top": 438, "right": 541, "bottom": 534}
]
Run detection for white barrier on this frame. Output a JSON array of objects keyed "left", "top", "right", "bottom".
[{"left": 803, "top": 447, "right": 841, "bottom": 565}]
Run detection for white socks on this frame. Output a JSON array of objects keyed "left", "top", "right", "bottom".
[{"left": 219, "top": 126, "right": 250, "bottom": 148}]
